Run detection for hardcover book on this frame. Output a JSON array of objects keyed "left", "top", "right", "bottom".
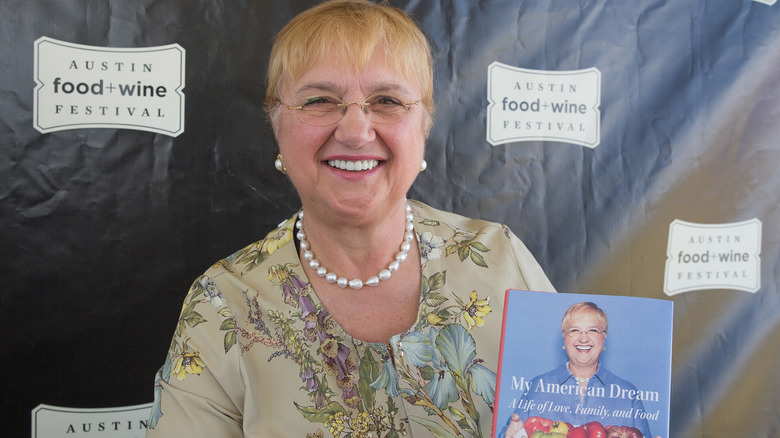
[{"left": 492, "top": 290, "right": 673, "bottom": 438}]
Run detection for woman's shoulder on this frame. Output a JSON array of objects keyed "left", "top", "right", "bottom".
[
  {"left": 410, "top": 199, "right": 555, "bottom": 293},
  {"left": 599, "top": 367, "right": 641, "bottom": 389},
  {"left": 409, "top": 199, "right": 508, "bottom": 234},
  {"left": 199, "top": 211, "right": 301, "bottom": 293},
  {"left": 531, "top": 363, "right": 570, "bottom": 382}
]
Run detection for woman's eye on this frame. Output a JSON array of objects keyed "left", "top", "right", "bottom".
[
  {"left": 370, "top": 95, "right": 403, "bottom": 106},
  {"left": 302, "top": 96, "right": 338, "bottom": 107}
]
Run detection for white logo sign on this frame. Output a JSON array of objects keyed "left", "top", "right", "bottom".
[
  {"left": 664, "top": 219, "right": 762, "bottom": 296},
  {"left": 34, "top": 37, "right": 185, "bottom": 137},
  {"left": 32, "top": 403, "right": 152, "bottom": 437},
  {"left": 486, "top": 62, "right": 600, "bottom": 148}
]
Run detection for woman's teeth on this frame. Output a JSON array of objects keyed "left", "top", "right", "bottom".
[
  {"left": 328, "top": 159, "right": 379, "bottom": 171},
  {"left": 576, "top": 346, "right": 592, "bottom": 351}
]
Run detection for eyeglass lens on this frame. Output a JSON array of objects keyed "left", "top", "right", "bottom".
[
  {"left": 288, "top": 95, "right": 417, "bottom": 126},
  {"left": 567, "top": 327, "right": 603, "bottom": 337}
]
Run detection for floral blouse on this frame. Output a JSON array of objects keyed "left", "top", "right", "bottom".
[{"left": 147, "top": 200, "right": 554, "bottom": 438}]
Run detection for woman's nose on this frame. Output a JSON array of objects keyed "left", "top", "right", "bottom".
[
  {"left": 334, "top": 104, "right": 376, "bottom": 146},
  {"left": 340, "top": 101, "right": 369, "bottom": 114}
]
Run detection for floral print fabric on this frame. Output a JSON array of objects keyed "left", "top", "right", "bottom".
[{"left": 147, "top": 200, "right": 554, "bottom": 438}]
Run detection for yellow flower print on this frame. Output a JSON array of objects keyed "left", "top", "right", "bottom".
[
  {"left": 463, "top": 290, "right": 491, "bottom": 329},
  {"left": 350, "top": 411, "right": 371, "bottom": 435},
  {"left": 326, "top": 412, "right": 347, "bottom": 436},
  {"left": 260, "top": 226, "right": 292, "bottom": 256},
  {"left": 268, "top": 264, "right": 291, "bottom": 284},
  {"left": 171, "top": 351, "right": 206, "bottom": 380}
]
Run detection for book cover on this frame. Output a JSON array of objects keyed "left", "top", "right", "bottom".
[{"left": 492, "top": 290, "right": 673, "bottom": 438}]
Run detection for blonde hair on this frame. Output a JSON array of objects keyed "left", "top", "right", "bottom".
[
  {"left": 265, "top": 0, "right": 435, "bottom": 128},
  {"left": 561, "top": 302, "right": 608, "bottom": 335}
]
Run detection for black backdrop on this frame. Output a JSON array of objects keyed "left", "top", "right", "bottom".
[{"left": 2, "top": 1, "right": 779, "bottom": 437}]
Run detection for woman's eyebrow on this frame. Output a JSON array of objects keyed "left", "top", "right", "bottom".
[
  {"left": 294, "top": 81, "right": 344, "bottom": 96},
  {"left": 365, "top": 82, "right": 413, "bottom": 96},
  {"left": 294, "top": 81, "right": 413, "bottom": 97}
]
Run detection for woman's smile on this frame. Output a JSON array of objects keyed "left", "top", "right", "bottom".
[{"left": 326, "top": 158, "right": 381, "bottom": 172}]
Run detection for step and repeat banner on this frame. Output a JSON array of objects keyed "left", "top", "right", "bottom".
[{"left": 2, "top": 0, "right": 779, "bottom": 437}]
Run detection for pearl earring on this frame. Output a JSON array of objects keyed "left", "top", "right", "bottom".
[
  {"left": 419, "top": 159, "right": 427, "bottom": 172},
  {"left": 274, "top": 153, "right": 286, "bottom": 174}
]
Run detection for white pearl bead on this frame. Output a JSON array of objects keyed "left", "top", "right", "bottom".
[
  {"left": 349, "top": 279, "right": 363, "bottom": 289},
  {"left": 337, "top": 277, "right": 348, "bottom": 288}
]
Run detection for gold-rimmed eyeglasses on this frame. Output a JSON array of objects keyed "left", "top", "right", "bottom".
[
  {"left": 565, "top": 327, "right": 606, "bottom": 338},
  {"left": 280, "top": 94, "right": 421, "bottom": 126}
]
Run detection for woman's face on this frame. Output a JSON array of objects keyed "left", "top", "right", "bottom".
[
  {"left": 275, "top": 48, "right": 428, "bottom": 221},
  {"left": 563, "top": 312, "right": 606, "bottom": 370}
]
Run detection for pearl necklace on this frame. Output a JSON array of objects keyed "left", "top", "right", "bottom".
[
  {"left": 567, "top": 361, "right": 598, "bottom": 384},
  {"left": 296, "top": 203, "right": 415, "bottom": 290}
]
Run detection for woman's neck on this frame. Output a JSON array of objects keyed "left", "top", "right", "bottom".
[
  {"left": 568, "top": 361, "right": 599, "bottom": 379},
  {"left": 298, "top": 199, "right": 411, "bottom": 280}
]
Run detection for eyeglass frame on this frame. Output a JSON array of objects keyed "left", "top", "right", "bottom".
[
  {"left": 564, "top": 327, "right": 607, "bottom": 338},
  {"left": 278, "top": 94, "right": 421, "bottom": 126}
]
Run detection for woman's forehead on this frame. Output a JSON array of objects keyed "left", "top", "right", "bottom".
[
  {"left": 566, "top": 311, "right": 603, "bottom": 327},
  {"left": 282, "top": 49, "right": 420, "bottom": 97}
]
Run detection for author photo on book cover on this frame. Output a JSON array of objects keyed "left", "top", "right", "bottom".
[{"left": 501, "top": 302, "right": 659, "bottom": 438}]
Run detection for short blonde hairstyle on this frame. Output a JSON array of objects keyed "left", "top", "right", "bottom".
[
  {"left": 561, "top": 302, "right": 608, "bottom": 335},
  {"left": 265, "top": 0, "right": 435, "bottom": 127}
]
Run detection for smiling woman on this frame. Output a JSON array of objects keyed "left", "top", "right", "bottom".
[{"left": 145, "top": 1, "right": 554, "bottom": 437}]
